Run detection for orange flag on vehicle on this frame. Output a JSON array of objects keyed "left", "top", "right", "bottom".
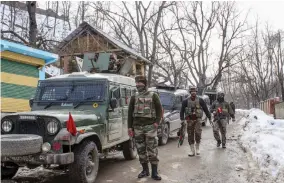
[{"left": 67, "top": 112, "right": 77, "bottom": 136}]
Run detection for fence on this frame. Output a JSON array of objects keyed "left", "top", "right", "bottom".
[
  {"left": 259, "top": 97, "right": 282, "bottom": 118},
  {"left": 275, "top": 102, "right": 284, "bottom": 119}
]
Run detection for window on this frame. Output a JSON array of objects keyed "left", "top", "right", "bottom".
[
  {"left": 35, "top": 80, "right": 106, "bottom": 102},
  {"left": 112, "top": 88, "right": 120, "bottom": 100},
  {"left": 121, "top": 87, "right": 132, "bottom": 106}
]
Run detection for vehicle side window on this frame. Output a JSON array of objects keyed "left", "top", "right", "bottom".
[
  {"left": 131, "top": 89, "right": 137, "bottom": 96},
  {"left": 121, "top": 87, "right": 131, "bottom": 106},
  {"left": 175, "top": 95, "right": 183, "bottom": 109},
  {"left": 112, "top": 88, "right": 120, "bottom": 100}
]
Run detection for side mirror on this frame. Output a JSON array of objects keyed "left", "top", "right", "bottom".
[
  {"left": 110, "top": 98, "right": 118, "bottom": 109},
  {"left": 29, "top": 98, "right": 34, "bottom": 108}
]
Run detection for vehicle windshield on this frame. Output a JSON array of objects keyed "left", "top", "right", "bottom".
[
  {"left": 159, "top": 92, "right": 174, "bottom": 110},
  {"left": 34, "top": 80, "right": 106, "bottom": 102}
]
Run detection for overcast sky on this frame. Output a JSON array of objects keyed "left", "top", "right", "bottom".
[{"left": 238, "top": 1, "right": 284, "bottom": 30}]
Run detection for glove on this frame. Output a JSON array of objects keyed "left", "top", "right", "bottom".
[
  {"left": 128, "top": 128, "right": 134, "bottom": 137},
  {"left": 232, "top": 118, "right": 236, "bottom": 122},
  {"left": 153, "top": 122, "right": 159, "bottom": 129}
]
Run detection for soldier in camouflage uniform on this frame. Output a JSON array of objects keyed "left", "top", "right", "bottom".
[
  {"left": 180, "top": 86, "right": 212, "bottom": 156},
  {"left": 211, "top": 92, "right": 235, "bottom": 148},
  {"left": 128, "top": 75, "right": 163, "bottom": 181}
]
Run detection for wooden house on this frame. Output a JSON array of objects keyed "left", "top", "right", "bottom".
[{"left": 56, "top": 22, "right": 151, "bottom": 76}]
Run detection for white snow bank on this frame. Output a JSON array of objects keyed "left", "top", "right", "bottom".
[{"left": 237, "top": 108, "right": 284, "bottom": 179}]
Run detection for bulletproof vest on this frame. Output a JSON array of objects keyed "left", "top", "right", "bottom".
[
  {"left": 185, "top": 97, "right": 203, "bottom": 119},
  {"left": 133, "top": 91, "right": 156, "bottom": 118}
]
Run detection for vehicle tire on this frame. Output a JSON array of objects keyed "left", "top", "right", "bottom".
[
  {"left": 159, "top": 123, "right": 169, "bottom": 145},
  {"left": 122, "top": 138, "right": 137, "bottom": 160},
  {"left": 69, "top": 141, "right": 99, "bottom": 183},
  {"left": 1, "top": 134, "right": 42, "bottom": 156},
  {"left": 1, "top": 162, "right": 19, "bottom": 180}
]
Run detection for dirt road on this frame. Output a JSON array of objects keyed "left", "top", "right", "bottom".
[{"left": 3, "top": 117, "right": 261, "bottom": 183}]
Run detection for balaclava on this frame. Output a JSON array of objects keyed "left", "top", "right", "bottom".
[
  {"left": 217, "top": 92, "right": 225, "bottom": 103},
  {"left": 135, "top": 75, "right": 147, "bottom": 93}
]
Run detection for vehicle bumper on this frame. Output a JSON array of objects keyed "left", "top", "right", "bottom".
[{"left": 1, "top": 152, "right": 74, "bottom": 165}]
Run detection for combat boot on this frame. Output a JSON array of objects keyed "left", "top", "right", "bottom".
[
  {"left": 138, "top": 163, "right": 149, "bottom": 178},
  {"left": 188, "top": 144, "right": 195, "bottom": 156},
  {"left": 195, "top": 143, "right": 200, "bottom": 155},
  {"left": 217, "top": 140, "right": 221, "bottom": 147},
  {"left": 151, "top": 164, "right": 162, "bottom": 180}
]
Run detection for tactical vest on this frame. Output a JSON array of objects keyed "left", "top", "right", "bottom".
[
  {"left": 133, "top": 91, "right": 156, "bottom": 118},
  {"left": 185, "top": 97, "right": 203, "bottom": 119},
  {"left": 214, "top": 102, "right": 229, "bottom": 115}
]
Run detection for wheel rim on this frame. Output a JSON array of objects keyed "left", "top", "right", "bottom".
[
  {"left": 162, "top": 125, "right": 169, "bottom": 143},
  {"left": 86, "top": 151, "right": 96, "bottom": 178}
]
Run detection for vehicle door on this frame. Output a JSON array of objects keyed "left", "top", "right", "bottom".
[
  {"left": 107, "top": 86, "right": 123, "bottom": 142},
  {"left": 168, "top": 95, "right": 183, "bottom": 131},
  {"left": 120, "top": 86, "right": 132, "bottom": 138}
]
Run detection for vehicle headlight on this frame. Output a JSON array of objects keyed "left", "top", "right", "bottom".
[
  {"left": 1, "top": 119, "right": 13, "bottom": 132},
  {"left": 47, "top": 120, "right": 59, "bottom": 135}
]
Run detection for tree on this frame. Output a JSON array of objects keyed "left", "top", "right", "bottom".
[{"left": 95, "top": 1, "right": 175, "bottom": 86}]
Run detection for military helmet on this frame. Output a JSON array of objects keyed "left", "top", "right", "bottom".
[
  {"left": 217, "top": 91, "right": 225, "bottom": 98},
  {"left": 135, "top": 75, "right": 147, "bottom": 85},
  {"left": 189, "top": 86, "right": 197, "bottom": 93}
]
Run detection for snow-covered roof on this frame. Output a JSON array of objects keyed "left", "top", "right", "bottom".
[
  {"left": 57, "top": 22, "right": 151, "bottom": 65},
  {"left": 149, "top": 87, "right": 189, "bottom": 95},
  {"left": 1, "top": 39, "right": 58, "bottom": 64},
  {"left": 46, "top": 72, "right": 136, "bottom": 86}
]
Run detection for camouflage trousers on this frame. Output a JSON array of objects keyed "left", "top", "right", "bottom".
[
  {"left": 187, "top": 118, "right": 202, "bottom": 145},
  {"left": 134, "top": 124, "right": 159, "bottom": 165},
  {"left": 213, "top": 119, "right": 227, "bottom": 144}
]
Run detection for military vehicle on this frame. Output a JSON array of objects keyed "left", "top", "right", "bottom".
[{"left": 1, "top": 72, "right": 138, "bottom": 183}]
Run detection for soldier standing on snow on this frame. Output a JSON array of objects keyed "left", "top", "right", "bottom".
[
  {"left": 230, "top": 102, "right": 236, "bottom": 114},
  {"left": 180, "top": 86, "right": 212, "bottom": 157},
  {"left": 211, "top": 92, "right": 235, "bottom": 148},
  {"left": 128, "top": 75, "right": 163, "bottom": 181}
]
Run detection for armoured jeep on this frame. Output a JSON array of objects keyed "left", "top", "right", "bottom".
[
  {"left": 149, "top": 85, "right": 189, "bottom": 145},
  {"left": 1, "top": 72, "right": 137, "bottom": 183}
]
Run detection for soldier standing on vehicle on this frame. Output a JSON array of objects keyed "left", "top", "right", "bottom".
[
  {"left": 211, "top": 92, "right": 235, "bottom": 148},
  {"left": 128, "top": 75, "right": 163, "bottom": 181},
  {"left": 180, "top": 86, "right": 212, "bottom": 157}
]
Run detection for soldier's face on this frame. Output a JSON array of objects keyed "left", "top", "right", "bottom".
[
  {"left": 191, "top": 91, "right": 196, "bottom": 97},
  {"left": 136, "top": 82, "right": 145, "bottom": 92}
]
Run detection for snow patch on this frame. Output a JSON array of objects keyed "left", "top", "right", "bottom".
[{"left": 237, "top": 108, "right": 284, "bottom": 179}]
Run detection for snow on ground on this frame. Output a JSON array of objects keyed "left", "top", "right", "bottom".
[{"left": 237, "top": 108, "right": 284, "bottom": 180}]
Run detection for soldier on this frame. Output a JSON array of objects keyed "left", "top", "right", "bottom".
[
  {"left": 211, "top": 92, "right": 235, "bottom": 148},
  {"left": 180, "top": 86, "right": 212, "bottom": 156},
  {"left": 128, "top": 75, "right": 163, "bottom": 181},
  {"left": 230, "top": 102, "right": 236, "bottom": 116}
]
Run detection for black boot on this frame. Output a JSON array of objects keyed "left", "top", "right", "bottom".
[
  {"left": 138, "top": 163, "right": 149, "bottom": 178},
  {"left": 217, "top": 140, "right": 221, "bottom": 147},
  {"left": 222, "top": 143, "right": 226, "bottom": 148},
  {"left": 151, "top": 164, "right": 162, "bottom": 180}
]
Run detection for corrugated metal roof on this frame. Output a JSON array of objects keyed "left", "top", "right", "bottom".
[
  {"left": 57, "top": 22, "right": 151, "bottom": 65},
  {"left": 1, "top": 39, "right": 58, "bottom": 64}
]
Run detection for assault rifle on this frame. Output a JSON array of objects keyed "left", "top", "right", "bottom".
[{"left": 177, "top": 122, "right": 186, "bottom": 147}]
